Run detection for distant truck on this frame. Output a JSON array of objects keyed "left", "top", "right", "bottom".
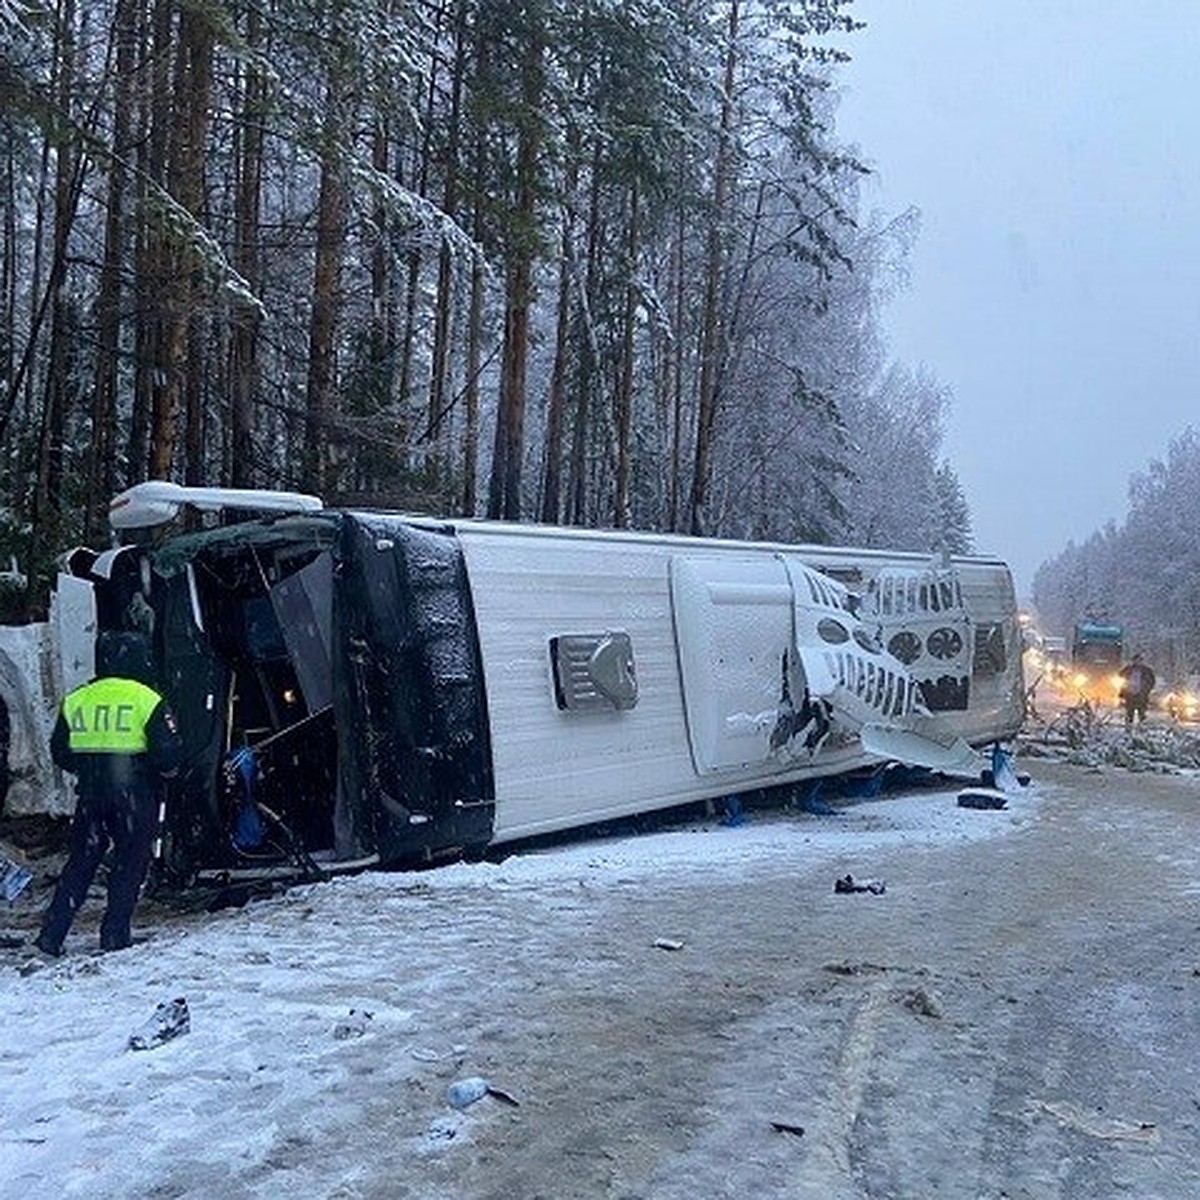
[
  {"left": 1041, "top": 635, "right": 1068, "bottom": 671},
  {"left": 1029, "top": 634, "right": 1070, "bottom": 688},
  {"left": 1070, "top": 621, "right": 1124, "bottom": 702}
]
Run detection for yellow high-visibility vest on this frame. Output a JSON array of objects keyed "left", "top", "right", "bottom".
[{"left": 63, "top": 677, "right": 164, "bottom": 754}]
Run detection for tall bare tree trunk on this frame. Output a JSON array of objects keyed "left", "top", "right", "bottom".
[
  {"left": 398, "top": 10, "right": 443, "bottom": 440},
  {"left": 486, "top": 32, "right": 543, "bottom": 522},
  {"left": 84, "top": 0, "right": 137, "bottom": 538},
  {"left": 0, "top": 96, "right": 48, "bottom": 449},
  {"left": 613, "top": 182, "right": 639, "bottom": 528},
  {"left": 364, "top": 114, "right": 394, "bottom": 494},
  {"left": 303, "top": 66, "right": 348, "bottom": 495},
  {"left": 182, "top": 303, "right": 205, "bottom": 483},
  {"left": 229, "top": 3, "right": 265, "bottom": 489},
  {"left": 0, "top": 133, "right": 16, "bottom": 429},
  {"left": 488, "top": 256, "right": 533, "bottom": 521},
  {"left": 461, "top": 248, "right": 484, "bottom": 516},
  {"left": 150, "top": 6, "right": 213, "bottom": 482},
  {"left": 567, "top": 143, "right": 603, "bottom": 526},
  {"left": 129, "top": 0, "right": 171, "bottom": 485},
  {"left": 688, "top": 0, "right": 739, "bottom": 536},
  {"left": 428, "top": 0, "right": 466, "bottom": 503},
  {"left": 33, "top": 0, "right": 78, "bottom": 542},
  {"left": 538, "top": 219, "right": 573, "bottom": 525},
  {"left": 668, "top": 159, "right": 687, "bottom": 532},
  {"left": 538, "top": 129, "right": 582, "bottom": 526}
]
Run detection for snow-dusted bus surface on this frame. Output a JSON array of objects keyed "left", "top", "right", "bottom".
[{"left": 10, "top": 483, "right": 1024, "bottom": 889}]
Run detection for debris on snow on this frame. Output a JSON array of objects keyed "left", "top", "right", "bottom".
[
  {"left": 833, "top": 874, "right": 886, "bottom": 895},
  {"left": 446, "top": 1077, "right": 521, "bottom": 1110},
  {"left": 446, "top": 1077, "right": 489, "bottom": 1109},
  {"left": 822, "top": 960, "right": 889, "bottom": 976},
  {"left": 897, "top": 985, "right": 944, "bottom": 1019},
  {"left": 411, "top": 1042, "right": 468, "bottom": 1064},
  {"left": 769, "top": 1120, "right": 806, "bottom": 1138},
  {"left": 957, "top": 788, "right": 1008, "bottom": 810},
  {"left": 419, "top": 1115, "right": 463, "bottom": 1150},
  {"left": 332, "top": 1008, "right": 374, "bottom": 1040},
  {"left": 1033, "top": 1098, "right": 1160, "bottom": 1143},
  {"left": 128, "top": 997, "right": 190, "bottom": 1051},
  {"left": 484, "top": 1084, "right": 520, "bottom": 1107}
]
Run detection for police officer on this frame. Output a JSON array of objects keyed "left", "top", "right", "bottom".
[{"left": 35, "top": 631, "right": 182, "bottom": 956}]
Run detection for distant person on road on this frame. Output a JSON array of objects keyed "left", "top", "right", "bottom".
[
  {"left": 34, "top": 631, "right": 181, "bottom": 957},
  {"left": 1119, "top": 653, "right": 1156, "bottom": 729}
]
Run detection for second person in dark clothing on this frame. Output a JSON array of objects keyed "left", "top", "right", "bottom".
[
  {"left": 1119, "top": 652, "right": 1156, "bottom": 729},
  {"left": 35, "top": 631, "right": 182, "bottom": 956}
]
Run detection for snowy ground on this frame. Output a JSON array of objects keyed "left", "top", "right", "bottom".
[{"left": 2, "top": 760, "right": 1198, "bottom": 1198}]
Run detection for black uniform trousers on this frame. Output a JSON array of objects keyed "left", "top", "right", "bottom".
[{"left": 39, "top": 778, "right": 159, "bottom": 953}]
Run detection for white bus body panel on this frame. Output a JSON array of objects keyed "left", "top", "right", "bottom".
[
  {"left": 454, "top": 522, "right": 1023, "bottom": 845},
  {"left": 0, "top": 577, "right": 96, "bottom": 817}
]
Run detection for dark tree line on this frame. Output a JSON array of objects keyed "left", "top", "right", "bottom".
[
  {"left": 1034, "top": 428, "right": 1200, "bottom": 684},
  {"left": 0, "top": 0, "right": 972, "bottom": 618}
]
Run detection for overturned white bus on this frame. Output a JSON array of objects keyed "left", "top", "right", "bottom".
[{"left": 4, "top": 483, "right": 1024, "bottom": 890}]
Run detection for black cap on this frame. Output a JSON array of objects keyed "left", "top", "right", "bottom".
[{"left": 96, "top": 631, "right": 155, "bottom": 684}]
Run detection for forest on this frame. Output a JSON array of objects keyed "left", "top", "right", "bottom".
[
  {"left": 0, "top": 0, "right": 973, "bottom": 620},
  {"left": 1033, "top": 427, "right": 1200, "bottom": 687}
]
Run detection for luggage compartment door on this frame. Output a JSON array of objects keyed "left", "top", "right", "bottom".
[{"left": 669, "top": 556, "right": 794, "bottom": 774}]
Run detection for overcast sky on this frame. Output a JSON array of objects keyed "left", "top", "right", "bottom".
[{"left": 832, "top": 1, "right": 1200, "bottom": 600}]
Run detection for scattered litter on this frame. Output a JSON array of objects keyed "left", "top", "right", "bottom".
[
  {"left": 421, "top": 1115, "right": 461, "bottom": 1147},
  {"left": 332, "top": 1008, "right": 373, "bottom": 1040},
  {"left": 770, "top": 1120, "right": 806, "bottom": 1138},
  {"left": 957, "top": 787, "right": 1008, "bottom": 810},
  {"left": 897, "top": 986, "right": 943, "bottom": 1019},
  {"left": 833, "top": 874, "right": 886, "bottom": 895},
  {"left": 1034, "top": 1099, "right": 1159, "bottom": 1143},
  {"left": 654, "top": 937, "right": 684, "bottom": 951},
  {"left": 446, "top": 1076, "right": 520, "bottom": 1110},
  {"left": 446, "top": 1077, "right": 488, "bottom": 1109},
  {"left": 129, "top": 997, "right": 190, "bottom": 1051}
]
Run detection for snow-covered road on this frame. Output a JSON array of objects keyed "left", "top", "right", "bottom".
[{"left": 3, "top": 761, "right": 1197, "bottom": 1198}]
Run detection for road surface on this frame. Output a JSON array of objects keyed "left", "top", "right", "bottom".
[{"left": 421, "top": 756, "right": 1200, "bottom": 1199}]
